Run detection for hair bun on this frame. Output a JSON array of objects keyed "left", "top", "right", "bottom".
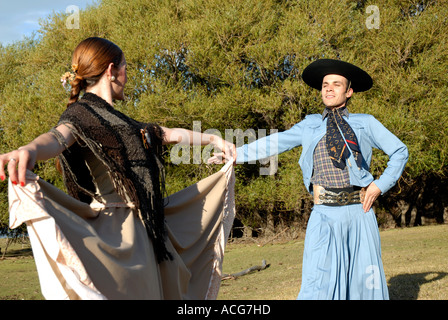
[{"left": 67, "top": 37, "right": 123, "bottom": 107}]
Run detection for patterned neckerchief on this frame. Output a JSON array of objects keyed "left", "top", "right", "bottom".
[{"left": 323, "top": 107, "right": 363, "bottom": 170}]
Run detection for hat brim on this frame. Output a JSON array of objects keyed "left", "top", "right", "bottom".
[{"left": 302, "top": 59, "right": 372, "bottom": 92}]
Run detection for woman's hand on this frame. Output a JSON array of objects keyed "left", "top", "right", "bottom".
[
  {"left": 0, "top": 147, "right": 37, "bottom": 186},
  {"left": 208, "top": 137, "right": 236, "bottom": 164}
]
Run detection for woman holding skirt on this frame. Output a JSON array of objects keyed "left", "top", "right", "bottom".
[{"left": 1, "top": 37, "right": 236, "bottom": 300}]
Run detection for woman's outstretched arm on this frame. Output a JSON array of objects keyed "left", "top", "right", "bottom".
[
  {"left": 0, "top": 124, "right": 75, "bottom": 186},
  {"left": 161, "top": 127, "right": 236, "bottom": 163}
]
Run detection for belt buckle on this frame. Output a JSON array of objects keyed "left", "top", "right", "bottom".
[{"left": 336, "top": 191, "right": 351, "bottom": 205}]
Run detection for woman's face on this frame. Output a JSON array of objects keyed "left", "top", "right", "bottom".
[{"left": 112, "top": 56, "right": 128, "bottom": 100}]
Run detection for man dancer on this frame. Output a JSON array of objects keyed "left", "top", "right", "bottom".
[{"left": 234, "top": 59, "right": 408, "bottom": 299}]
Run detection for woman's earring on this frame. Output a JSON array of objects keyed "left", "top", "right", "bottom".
[{"left": 110, "top": 76, "right": 116, "bottom": 82}]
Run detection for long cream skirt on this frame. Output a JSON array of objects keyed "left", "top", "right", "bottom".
[{"left": 8, "top": 161, "right": 235, "bottom": 300}]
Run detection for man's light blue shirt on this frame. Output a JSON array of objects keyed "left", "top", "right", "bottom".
[{"left": 236, "top": 113, "right": 409, "bottom": 195}]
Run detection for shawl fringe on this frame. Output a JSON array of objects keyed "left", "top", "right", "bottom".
[{"left": 55, "top": 93, "right": 171, "bottom": 262}]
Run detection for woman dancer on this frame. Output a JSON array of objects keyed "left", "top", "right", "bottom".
[{"left": 1, "top": 37, "right": 235, "bottom": 300}]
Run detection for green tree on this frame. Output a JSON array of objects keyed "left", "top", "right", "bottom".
[{"left": 1, "top": 0, "right": 447, "bottom": 236}]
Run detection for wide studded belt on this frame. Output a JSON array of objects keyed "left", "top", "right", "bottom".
[{"left": 313, "top": 185, "right": 365, "bottom": 206}]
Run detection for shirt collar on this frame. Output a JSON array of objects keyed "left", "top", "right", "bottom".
[{"left": 322, "top": 106, "right": 350, "bottom": 120}]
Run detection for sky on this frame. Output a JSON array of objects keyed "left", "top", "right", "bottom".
[{"left": 0, "top": 0, "right": 97, "bottom": 46}]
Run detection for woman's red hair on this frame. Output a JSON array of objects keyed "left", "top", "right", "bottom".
[{"left": 68, "top": 37, "right": 123, "bottom": 107}]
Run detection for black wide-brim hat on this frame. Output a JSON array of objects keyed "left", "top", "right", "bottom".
[{"left": 302, "top": 59, "right": 373, "bottom": 92}]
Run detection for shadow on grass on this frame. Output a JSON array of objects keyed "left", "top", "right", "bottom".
[
  {"left": 1, "top": 247, "right": 33, "bottom": 259},
  {"left": 388, "top": 272, "right": 448, "bottom": 300}
]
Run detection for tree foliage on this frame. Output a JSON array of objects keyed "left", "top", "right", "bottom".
[{"left": 1, "top": 0, "right": 447, "bottom": 234}]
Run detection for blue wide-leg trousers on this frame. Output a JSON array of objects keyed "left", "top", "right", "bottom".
[{"left": 297, "top": 204, "right": 389, "bottom": 300}]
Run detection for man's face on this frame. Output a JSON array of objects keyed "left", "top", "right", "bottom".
[{"left": 321, "top": 74, "right": 353, "bottom": 109}]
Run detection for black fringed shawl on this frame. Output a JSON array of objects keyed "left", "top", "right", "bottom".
[{"left": 54, "top": 92, "right": 171, "bottom": 262}]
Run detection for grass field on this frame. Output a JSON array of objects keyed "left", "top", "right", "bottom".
[
  {"left": 219, "top": 224, "right": 448, "bottom": 300},
  {"left": 1, "top": 224, "right": 447, "bottom": 300}
]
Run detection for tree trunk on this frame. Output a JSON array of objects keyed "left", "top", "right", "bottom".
[{"left": 1, "top": 237, "right": 11, "bottom": 260}]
